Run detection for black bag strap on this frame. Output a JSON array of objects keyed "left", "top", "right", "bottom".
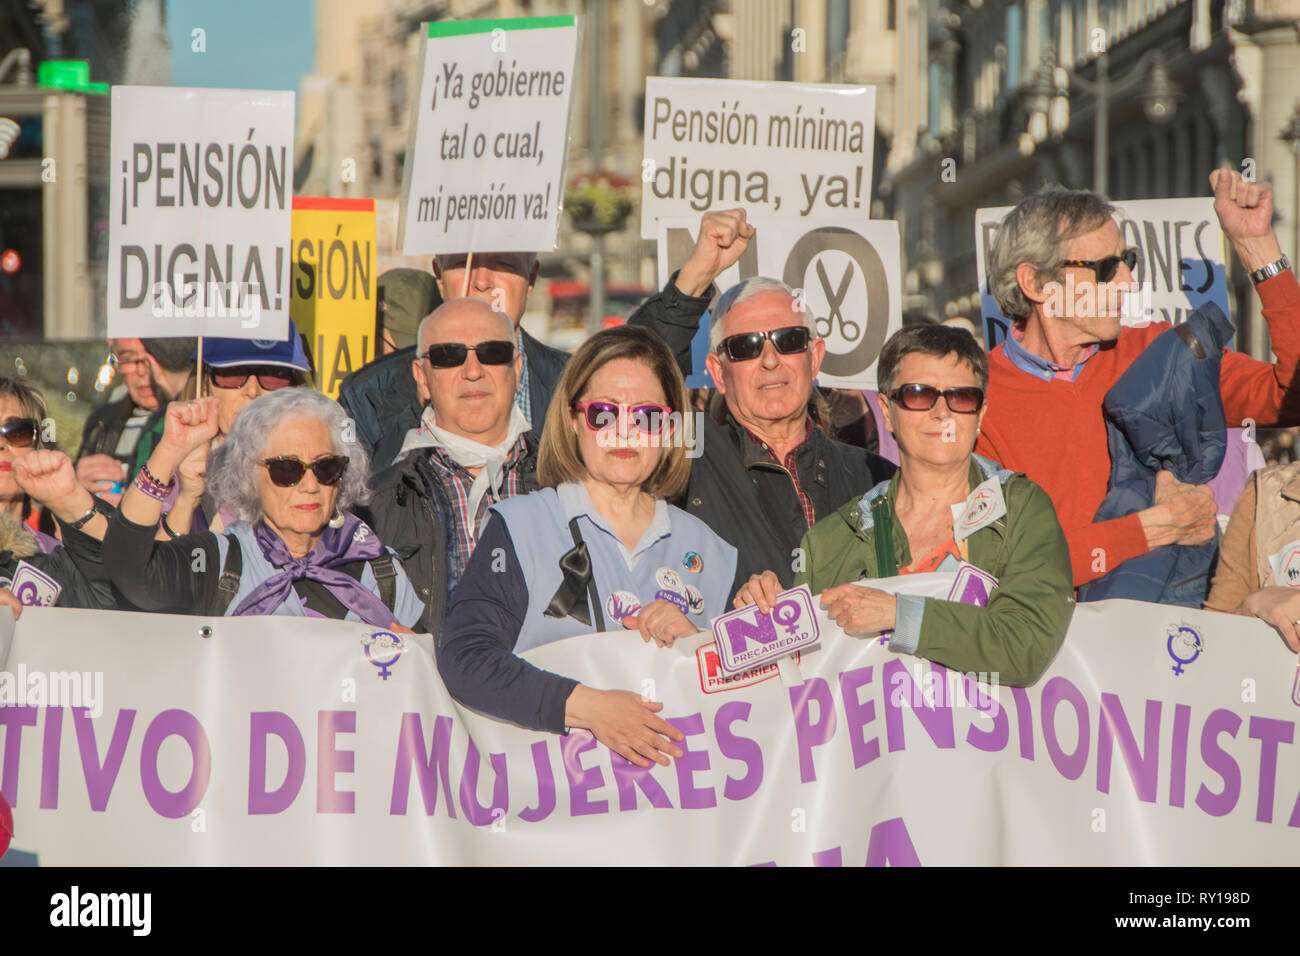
[
  {"left": 870, "top": 495, "right": 899, "bottom": 578},
  {"left": 569, "top": 518, "right": 605, "bottom": 632},
  {"left": 210, "top": 536, "right": 243, "bottom": 616},
  {"left": 369, "top": 552, "right": 397, "bottom": 612},
  {"left": 543, "top": 517, "right": 605, "bottom": 631}
]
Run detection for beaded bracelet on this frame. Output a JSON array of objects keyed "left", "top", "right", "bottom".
[{"left": 134, "top": 462, "right": 175, "bottom": 501}]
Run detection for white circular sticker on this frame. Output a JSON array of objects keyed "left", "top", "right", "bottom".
[
  {"left": 684, "top": 585, "right": 705, "bottom": 615},
  {"left": 656, "top": 568, "right": 685, "bottom": 593}
]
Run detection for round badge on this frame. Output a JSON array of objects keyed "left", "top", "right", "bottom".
[
  {"left": 655, "top": 588, "right": 689, "bottom": 613},
  {"left": 683, "top": 551, "right": 703, "bottom": 573},
  {"left": 656, "top": 568, "right": 685, "bottom": 593},
  {"left": 605, "top": 590, "right": 642, "bottom": 625},
  {"left": 684, "top": 585, "right": 705, "bottom": 615}
]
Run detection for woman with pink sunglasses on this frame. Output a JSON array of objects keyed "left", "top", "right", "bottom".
[{"left": 438, "top": 326, "right": 736, "bottom": 769}]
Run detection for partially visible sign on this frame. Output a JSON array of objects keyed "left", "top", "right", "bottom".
[
  {"left": 290, "top": 197, "right": 378, "bottom": 398},
  {"left": 641, "top": 78, "right": 875, "bottom": 239},
  {"left": 108, "top": 86, "right": 295, "bottom": 340},
  {"left": 975, "top": 198, "right": 1229, "bottom": 350},
  {"left": 712, "top": 584, "right": 820, "bottom": 674},
  {"left": 656, "top": 216, "right": 901, "bottom": 389},
  {"left": 399, "top": 16, "right": 580, "bottom": 254}
]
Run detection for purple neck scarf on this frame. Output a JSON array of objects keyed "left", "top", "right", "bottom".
[{"left": 231, "top": 513, "right": 396, "bottom": 626}]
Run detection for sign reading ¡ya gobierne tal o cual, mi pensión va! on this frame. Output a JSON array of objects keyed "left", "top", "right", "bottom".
[
  {"left": 107, "top": 86, "right": 295, "bottom": 342},
  {"left": 400, "top": 17, "right": 580, "bottom": 255}
]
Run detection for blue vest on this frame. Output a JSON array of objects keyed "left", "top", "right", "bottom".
[
  {"left": 212, "top": 520, "right": 424, "bottom": 627},
  {"left": 490, "top": 484, "right": 737, "bottom": 652}
]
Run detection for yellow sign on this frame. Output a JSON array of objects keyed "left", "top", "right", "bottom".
[{"left": 290, "top": 197, "right": 377, "bottom": 398}]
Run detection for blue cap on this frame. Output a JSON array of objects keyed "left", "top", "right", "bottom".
[{"left": 194, "top": 319, "right": 312, "bottom": 373}]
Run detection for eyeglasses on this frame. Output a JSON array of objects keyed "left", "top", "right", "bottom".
[
  {"left": 0, "top": 417, "right": 37, "bottom": 448},
  {"left": 716, "top": 326, "right": 812, "bottom": 362},
  {"left": 1059, "top": 247, "right": 1139, "bottom": 283},
  {"left": 424, "top": 341, "right": 516, "bottom": 369},
  {"left": 887, "top": 384, "right": 985, "bottom": 414},
  {"left": 211, "top": 366, "right": 295, "bottom": 390},
  {"left": 573, "top": 401, "right": 673, "bottom": 434},
  {"left": 111, "top": 354, "right": 149, "bottom": 371},
  {"left": 260, "top": 455, "right": 350, "bottom": 487}
]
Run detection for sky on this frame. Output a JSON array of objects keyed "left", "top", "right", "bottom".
[{"left": 166, "top": 0, "right": 315, "bottom": 93}]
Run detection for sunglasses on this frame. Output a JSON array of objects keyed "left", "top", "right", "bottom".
[
  {"left": 716, "top": 326, "right": 812, "bottom": 362},
  {"left": 573, "top": 401, "right": 673, "bottom": 434},
  {"left": 211, "top": 366, "right": 295, "bottom": 390},
  {"left": 261, "top": 455, "right": 350, "bottom": 487},
  {"left": 887, "top": 384, "right": 985, "bottom": 414},
  {"left": 0, "top": 417, "right": 37, "bottom": 448},
  {"left": 1060, "top": 247, "right": 1139, "bottom": 283},
  {"left": 424, "top": 341, "right": 515, "bottom": 369}
]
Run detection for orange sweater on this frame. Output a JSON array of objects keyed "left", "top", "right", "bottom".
[{"left": 975, "top": 271, "right": 1300, "bottom": 587}]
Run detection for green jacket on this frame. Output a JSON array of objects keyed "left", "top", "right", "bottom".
[{"left": 794, "top": 453, "right": 1074, "bottom": 687}]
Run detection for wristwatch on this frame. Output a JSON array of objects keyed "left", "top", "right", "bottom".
[{"left": 1250, "top": 255, "right": 1291, "bottom": 285}]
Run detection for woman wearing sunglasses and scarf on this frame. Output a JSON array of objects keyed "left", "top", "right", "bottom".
[
  {"left": 735, "top": 325, "right": 1075, "bottom": 687},
  {"left": 438, "top": 326, "right": 736, "bottom": 769},
  {"left": 103, "top": 388, "right": 424, "bottom": 628}
]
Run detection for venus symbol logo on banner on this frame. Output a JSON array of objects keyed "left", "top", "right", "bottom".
[
  {"left": 361, "top": 630, "right": 406, "bottom": 680},
  {"left": 1166, "top": 624, "right": 1203, "bottom": 676}
]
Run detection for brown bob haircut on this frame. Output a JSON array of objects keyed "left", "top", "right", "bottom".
[{"left": 537, "top": 325, "right": 692, "bottom": 499}]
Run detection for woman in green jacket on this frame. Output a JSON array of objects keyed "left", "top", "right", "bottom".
[{"left": 736, "top": 325, "right": 1074, "bottom": 687}]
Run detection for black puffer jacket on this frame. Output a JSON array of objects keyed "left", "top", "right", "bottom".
[
  {"left": 356, "top": 434, "right": 541, "bottom": 634},
  {"left": 627, "top": 275, "right": 897, "bottom": 596}
]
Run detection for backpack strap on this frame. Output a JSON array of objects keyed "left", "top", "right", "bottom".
[
  {"left": 210, "top": 536, "right": 243, "bottom": 616},
  {"left": 369, "top": 552, "right": 397, "bottom": 613}
]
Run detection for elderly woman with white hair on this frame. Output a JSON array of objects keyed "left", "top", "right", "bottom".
[{"left": 103, "top": 388, "right": 423, "bottom": 627}]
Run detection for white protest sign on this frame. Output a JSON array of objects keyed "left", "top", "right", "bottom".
[
  {"left": 641, "top": 78, "right": 875, "bottom": 240},
  {"left": 107, "top": 86, "right": 295, "bottom": 340},
  {"left": 974, "top": 197, "right": 1229, "bottom": 350},
  {"left": 399, "top": 16, "right": 580, "bottom": 254},
  {"left": 656, "top": 216, "right": 901, "bottom": 389}
]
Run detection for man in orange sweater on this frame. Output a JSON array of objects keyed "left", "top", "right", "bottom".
[{"left": 976, "top": 170, "right": 1300, "bottom": 588}]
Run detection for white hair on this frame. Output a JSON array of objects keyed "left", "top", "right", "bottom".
[{"left": 707, "top": 276, "right": 813, "bottom": 352}]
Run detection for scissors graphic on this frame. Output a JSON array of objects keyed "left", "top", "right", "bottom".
[{"left": 812, "top": 259, "right": 862, "bottom": 343}]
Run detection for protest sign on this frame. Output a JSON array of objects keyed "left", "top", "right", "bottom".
[
  {"left": 4, "top": 578, "right": 1296, "bottom": 866},
  {"left": 656, "top": 216, "right": 900, "bottom": 389},
  {"left": 290, "top": 197, "right": 377, "bottom": 398},
  {"left": 641, "top": 78, "right": 875, "bottom": 240},
  {"left": 399, "top": 17, "right": 580, "bottom": 255},
  {"left": 107, "top": 86, "right": 295, "bottom": 341},
  {"left": 974, "top": 197, "right": 1229, "bottom": 350}
]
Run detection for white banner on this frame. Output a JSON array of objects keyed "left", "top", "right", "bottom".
[
  {"left": 974, "top": 198, "right": 1230, "bottom": 349},
  {"left": 642, "top": 78, "right": 875, "bottom": 240},
  {"left": 107, "top": 86, "right": 295, "bottom": 341},
  {"left": 398, "top": 17, "right": 580, "bottom": 255},
  {"left": 655, "top": 216, "right": 901, "bottom": 389},
  {"left": 2, "top": 576, "right": 1298, "bottom": 865}
]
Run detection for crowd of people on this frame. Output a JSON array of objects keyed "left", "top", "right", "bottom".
[{"left": 2, "top": 168, "right": 1299, "bottom": 768}]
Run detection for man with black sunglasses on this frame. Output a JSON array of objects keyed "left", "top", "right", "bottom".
[
  {"left": 629, "top": 220, "right": 897, "bottom": 596},
  {"left": 981, "top": 173, "right": 1300, "bottom": 595},
  {"left": 358, "top": 298, "right": 539, "bottom": 633}
]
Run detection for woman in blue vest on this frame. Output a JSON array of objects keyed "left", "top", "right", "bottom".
[
  {"left": 438, "top": 325, "right": 737, "bottom": 768},
  {"left": 103, "top": 387, "right": 423, "bottom": 628}
]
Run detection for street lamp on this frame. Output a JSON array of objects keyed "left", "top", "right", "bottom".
[
  {"left": 1280, "top": 102, "right": 1300, "bottom": 269},
  {"left": 1068, "top": 49, "right": 1182, "bottom": 195}
]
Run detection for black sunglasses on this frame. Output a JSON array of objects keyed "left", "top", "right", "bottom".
[
  {"left": 716, "top": 326, "right": 812, "bottom": 362},
  {"left": 0, "top": 417, "right": 38, "bottom": 448},
  {"left": 1060, "top": 247, "right": 1139, "bottom": 283},
  {"left": 261, "top": 455, "right": 350, "bottom": 487},
  {"left": 211, "top": 366, "right": 295, "bottom": 390},
  {"left": 887, "top": 384, "right": 985, "bottom": 414},
  {"left": 424, "top": 341, "right": 515, "bottom": 369}
]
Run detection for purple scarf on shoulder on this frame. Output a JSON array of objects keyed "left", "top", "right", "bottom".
[{"left": 231, "top": 513, "right": 396, "bottom": 626}]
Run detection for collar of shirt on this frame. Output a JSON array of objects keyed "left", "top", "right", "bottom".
[
  {"left": 557, "top": 480, "right": 671, "bottom": 569},
  {"left": 1003, "top": 324, "right": 1098, "bottom": 382},
  {"left": 741, "top": 415, "right": 813, "bottom": 468},
  {"left": 514, "top": 328, "right": 533, "bottom": 427},
  {"left": 425, "top": 432, "right": 528, "bottom": 480}
]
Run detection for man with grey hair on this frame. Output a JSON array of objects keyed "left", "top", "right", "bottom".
[
  {"left": 976, "top": 171, "right": 1300, "bottom": 591},
  {"left": 628, "top": 209, "right": 896, "bottom": 595},
  {"left": 357, "top": 297, "right": 539, "bottom": 633}
]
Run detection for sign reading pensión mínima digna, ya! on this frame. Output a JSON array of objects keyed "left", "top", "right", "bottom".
[
  {"left": 973, "top": 197, "right": 1230, "bottom": 350},
  {"left": 399, "top": 17, "right": 580, "bottom": 255},
  {"left": 656, "top": 215, "right": 901, "bottom": 390},
  {"left": 107, "top": 86, "right": 295, "bottom": 341},
  {"left": 712, "top": 585, "right": 821, "bottom": 675},
  {"left": 641, "top": 78, "right": 875, "bottom": 240}
]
